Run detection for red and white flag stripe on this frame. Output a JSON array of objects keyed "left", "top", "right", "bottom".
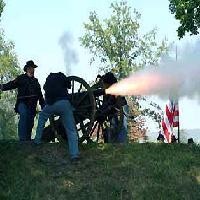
[
  {"left": 161, "top": 99, "right": 179, "bottom": 143},
  {"left": 173, "top": 102, "right": 179, "bottom": 127}
]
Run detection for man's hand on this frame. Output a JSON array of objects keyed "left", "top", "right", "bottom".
[{"left": 95, "top": 110, "right": 106, "bottom": 123}]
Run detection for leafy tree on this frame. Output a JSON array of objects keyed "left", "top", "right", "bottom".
[
  {"left": 80, "top": 1, "right": 168, "bottom": 79},
  {"left": 0, "top": 0, "right": 5, "bottom": 19},
  {"left": 0, "top": 1, "right": 21, "bottom": 139},
  {"left": 80, "top": 1, "right": 169, "bottom": 140},
  {"left": 169, "top": 0, "right": 200, "bottom": 38},
  {"left": 0, "top": 30, "right": 21, "bottom": 139}
]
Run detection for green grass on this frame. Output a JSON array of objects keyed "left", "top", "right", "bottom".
[{"left": 0, "top": 141, "right": 200, "bottom": 200}]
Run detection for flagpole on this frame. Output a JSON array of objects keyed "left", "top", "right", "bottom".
[{"left": 176, "top": 45, "right": 180, "bottom": 143}]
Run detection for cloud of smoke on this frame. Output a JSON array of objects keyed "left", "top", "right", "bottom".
[
  {"left": 106, "top": 39, "right": 200, "bottom": 100},
  {"left": 58, "top": 31, "right": 79, "bottom": 75}
]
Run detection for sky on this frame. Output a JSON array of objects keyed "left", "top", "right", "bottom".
[{"left": 1, "top": 0, "right": 200, "bottom": 135}]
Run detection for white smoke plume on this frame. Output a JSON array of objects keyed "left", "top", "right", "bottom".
[
  {"left": 58, "top": 31, "right": 79, "bottom": 75},
  {"left": 106, "top": 39, "right": 200, "bottom": 100}
]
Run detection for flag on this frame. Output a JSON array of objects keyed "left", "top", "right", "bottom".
[
  {"left": 161, "top": 99, "right": 179, "bottom": 143},
  {"left": 172, "top": 100, "right": 179, "bottom": 127}
]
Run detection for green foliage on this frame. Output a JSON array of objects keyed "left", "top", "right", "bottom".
[
  {"left": 80, "top": 1, "right": 169, "bottom": 79},
  {"left": 169, "top": 0, "right": 200, "bottom": 38},
  {"left": 0, "top": 0, "right": 5, "bottom": 19},
  {"left": 0, "top": 30, "right": 21, "bottom": 139},
  {"left": 140, "top": 96, "right": 163, "bottom": 127},
  {"left": 80, "top": 1, "right": 168, "bottom": 129},
  {"left": 0, "top": 142, "right": 200, "bottom": 199},
  {"left": 0, "top": 31, "right": 20, "bottom": 79}
]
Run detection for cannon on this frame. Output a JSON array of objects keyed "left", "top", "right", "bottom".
[{"left": 41, "top": 75, "right": 125, "bottom": 143}]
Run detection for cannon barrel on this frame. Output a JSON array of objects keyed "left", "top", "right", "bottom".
[{"left": 92, "top": 88, "right": 105, "bottom": 97}]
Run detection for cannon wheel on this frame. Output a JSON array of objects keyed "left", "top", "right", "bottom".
[
  {"left": 67, "top": 76, "right": 96, "bottom": 143},
  {"left": 89, "top": 95, "right": 124, "bottom": 143},
  {"left": 42, "top": 76, "right": 96, "bottom": 143}
]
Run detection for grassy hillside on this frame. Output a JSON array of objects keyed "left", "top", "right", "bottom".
[{"left": 0, "top": 141, "right": 200, "bottom": 200}]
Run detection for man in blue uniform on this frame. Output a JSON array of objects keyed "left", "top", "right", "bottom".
[
  {"left": 98, "top": 72, "right": 128, "bottom": 143},
  {"left": 34, "top": 72, "right": 80, "bottom": 161},
  {"left": 0, "top": 60, "right": 45, "bottom": 141}
]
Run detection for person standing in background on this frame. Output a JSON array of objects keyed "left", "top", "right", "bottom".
[{"left": 0, "top": 60, "right": 45, "bottom": 141}]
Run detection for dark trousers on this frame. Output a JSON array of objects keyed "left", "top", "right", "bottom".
[{"left": 17, "top": 103, "right": 35, "bottom": 141}]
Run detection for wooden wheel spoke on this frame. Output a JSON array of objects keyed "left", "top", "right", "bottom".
[
  {"left": 76, "top": 105, "right": 93, "bottom": 109},
  {"left": 74, "top": 115, "right": 82, "bottom": 124},
  {"left": 77, "top": 127, "right": 82, "bottom": 131},
  {"left": 78, "top": 83, "right": 83, "bottom": 93},
  {"left": 90, "top": 121, "right": 99, "bottom": 137},
  {"left": 76, "top": 93, "right": 88, "bottom": 106},
  {"left": 96, "top": 123, "right": 102, "bottom": 142},
  {"left": 71, "top": 80, "right": 75, "bottom": 102},
  {"left": 80, "top": 121, "right": 88, "bottom": 136},
  {"left": 67, "top": 76, "right": 96, "bottom": 143},
  {"left": 75, "top": 112, "right": 89, "bottom": 120}
]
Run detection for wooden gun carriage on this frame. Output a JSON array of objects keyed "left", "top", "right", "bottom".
[{"left": 41, "top": 75, "right": 125, "bottom": 143}]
